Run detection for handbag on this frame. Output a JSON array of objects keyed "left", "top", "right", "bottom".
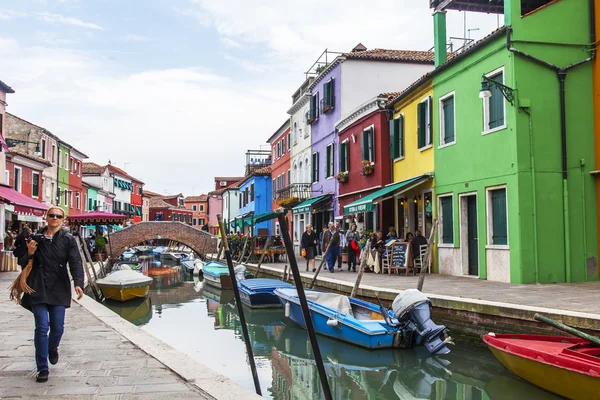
[{"left": 301, "top": 248, "right": 307, "bottom": 258}]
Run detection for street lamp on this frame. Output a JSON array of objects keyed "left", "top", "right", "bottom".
[
  {"left": 479, "top": 75, "right": 515, "bottom": 106},
  {"left": 5, "top": 138, "right": 42, "bottom": 157}
]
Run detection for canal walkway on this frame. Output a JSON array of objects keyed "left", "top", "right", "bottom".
[{"left": 0, "top": 271, "right": 260, "bottom": 400}]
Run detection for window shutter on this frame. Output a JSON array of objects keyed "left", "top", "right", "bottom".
[
  {"left": 345, "top": 142, "right": 349, "bottom": 171},
  {"left": 427, "top": 96, "right": 433, "bottom": 145},
  {"left": 491, "top": 189, "right": 508, "bottom": 245},
  {"left": 399, "top": 115, "right": 405, "bottom": 157},
  {"left": 417, "top": 102, "right": 426, "bottom": 148},
  {"left": 339, "top": 142, "right": 344, "bottom": 171},
  {"left": 443, "top": 96, "right": 455, "bottom": 144},
  {"left": 361, "top": 131, "right": 366, "bottom": 160},
  {"left": 316, "top": 152, "right": 319, "bottom": 181},
  {"left": 390, "top": 119, "right": 398, "bottom": 159},
  {"left": 367, "top": 128, "right": 375, "bottom": 162},
  {"left": 323, "top": 81, "right": 330, "bottom": 108},
  {"left": 309, "top": 96, "right": 314, "bottom": 119},
  {"left": 441, "top": 197, "right": 454, "bottom": 243},
  {"left": 489, "top": 73, "right": 504, "bottom": 129}
]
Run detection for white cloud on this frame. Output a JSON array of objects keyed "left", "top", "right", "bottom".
[
  {"left": 124, "top": 34, "right": 150, "bottom": 42},
  {"left": 0, "top": 9, "right": 28, "bottom": 20},
  {"left": 36, "top": 12, "right": 104, "bottom": 30},
  {"left": 220, "top": 37, "right": 241, "bottom": 48}
]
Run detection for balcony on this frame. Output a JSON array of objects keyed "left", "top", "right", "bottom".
[
  {"left": 276, "top": 183, "right": 312, "bottom": 201},
  {"left": 245, "top": 149, "right": 271, "bottom": 176}
]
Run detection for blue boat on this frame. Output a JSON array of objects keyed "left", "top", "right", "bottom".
[
  {"left": 203, "top": 262, "right": 231, "bottom": 289},
  {"left": 273, "top": 288, "right": 451, "bottom": 354},
  {"left": 238, "top": 278, "right": 294, "bottom": 309}
]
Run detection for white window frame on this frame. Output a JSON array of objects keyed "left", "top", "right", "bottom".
[
  {"left": 32, "top": 172, "right": 40, "bottom": 198},
  {"left": 14, "top": 167, "right": 22, "bottom": 192},
  {"left": 75, "top": 192, "right": 80, "bottom": 210},
  {"left": 362, "top": 124, "right": 376, "bottom": 162},
  {"left": 437, "top": 193, "right": 454, "bottom": 247},
  {"left": 69, "top": 191, "right": 73, "bottom": 208},
  {"left": 482, "top": 66, "right": 507, "bottom": 136},
  {"left": 312, "top": 151, "right": 319, "bottom": 185},
  {"left": 325, "top": 143, "right": 334, "bottom": 179},
  {"left": 439, "top": 91, "right": 456, "bottom": 148},
  {"left": 192, "top": 205, "right": 197, "bottom": 211},
  {"left": 485, "top": 184, "right": 509, "bottom": 250},
  {"left": 418, "top": 97, "right": 432, "bottom": 151}
]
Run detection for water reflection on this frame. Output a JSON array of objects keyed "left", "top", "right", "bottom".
[{"left": 109, "top": 268, "right": 558, "bottom": 400}]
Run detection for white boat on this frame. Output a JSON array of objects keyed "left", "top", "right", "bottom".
[
  {"left": 160, "top": 252, "right": 182, "bottom": 262},
  {"left": 96, "top": 269, "right": 153, "bottom": 302}
]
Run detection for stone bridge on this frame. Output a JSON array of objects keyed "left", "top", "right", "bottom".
[{"left": 107, "top": 222, "right": 218, "bottom": 259}]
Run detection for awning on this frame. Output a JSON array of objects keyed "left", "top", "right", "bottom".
[
  {"left": 0, "top": 185, "right": 48, "bottom": 217},
  {"left": 254, "top": 210, "right": 287, "bottom": 224},
  {"left": 68, "top": 211, "right": 128, "bottom": 225},
  {"left": 292, "top": 194, "right": 331, "bottom": 215},
  {"left": 343, "top": 175, "right": 431, "bottom": 215}
]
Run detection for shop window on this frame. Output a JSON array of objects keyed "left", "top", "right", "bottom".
[
  {"left": 439, "top": 195, "right": 453, "bottom": 244},
  {"left": 488, "top": 187, "right": 508, "bottom": 245}
]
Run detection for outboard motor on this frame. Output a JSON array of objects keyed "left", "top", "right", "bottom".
[
  {"left": 392, "top": 289, "right": 452, "bottom": 355},
  {"left": 234, "top": 264, "right": 247, "bottom": 281}
]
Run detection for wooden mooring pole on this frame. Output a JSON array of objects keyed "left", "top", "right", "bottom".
[
  {"left": 254, "top": 237, "right": 272, "bottom": 278},
  {"left": 74, "top": 237, "right": 102, "bottom": 301},
  {"left": 350, "top": 248, "right": 368, "bottom": 298},
  {"left": 417, "top": 219, "right": 438, "bottom": 292}
]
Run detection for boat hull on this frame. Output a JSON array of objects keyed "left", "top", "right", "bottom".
[
  {"left": 238, "top": 279, "right": 293, "bottom": 309},
  {"left": 203, "top": 272, "right": 232, "bottom": 289},
  {"left": 484, "top": 334, "right": 600, "bottom": 400},
  {"left": 98, "top": 284, "right": 150, "bottom": 302},
  {"left": 239, "top": 291, "right": 281, "bottom": 308}
]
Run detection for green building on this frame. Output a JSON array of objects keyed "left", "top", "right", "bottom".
[
  {"left": 57, "top": 142, "right": 70, "bottom": 215},
  {"left": 430, "top": 0, "right": 597, "bottom": 283}
]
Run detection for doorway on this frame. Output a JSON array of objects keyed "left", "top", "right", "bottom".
[{"left": 466, "top": 195, "right": 479, "bottom": 276}]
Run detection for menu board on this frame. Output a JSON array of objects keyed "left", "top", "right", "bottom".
[{"left": 391, "top": 242, "right": 411, "bottom": 267}]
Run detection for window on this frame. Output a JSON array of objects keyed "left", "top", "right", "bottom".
[
  {"left": 250, "top": 183, "right": 255, "bottom": 202},
  {"left": 339, "top": 140, "right": 349, "bottom": 172},
  {"left": 439, "top": 195, "right": 453, "bottom": 244},
  {"left": 239, "top": 193, "right": 242, "bottom": 209},
  {"left": 63, "top": 190, "right": 68, "bottom": 206},
  {"left": 193, "top": 218, "right": 197, "bottom": 225},
  {"left": 287, "top": 133, "right": 291, "bottom": 150},
  {"left": 58, "top": 150, "right": 62, "bottom": 168},
  {"left": 440, "top": 92, "right": 456, "bottom": 146},
  {"left": 14, "top": 167, "right": 21, "bottom": 192},
  {"left": 311, "top": 152, "right": 319, "bottom": 183},
  {"left": 488, "top": 187, "right": 508, "bottom": 245},
  {"left": 200, "top": 204, "right": 204, "bottom": 212},
  {"left": 193, "top": 205, "right": 197, "bottom": 211},
  {"left": 88, "top": 197, "right": 93, "bottom": 211},
  {"left": 322, "top": 78, "right": 335, "bottom": 112},
  {"left": 293, "top": 122, "right": 298, "bottom": 145},
  {"left": 325, "top": 143, "right": 334, "bottom": 178},
  {"left": 272, "top": 179, "right": 277, "bottom": 200},
  {"left": 483, "top": 68, "right": 506, "bottom": 133},
  {"left": 308, "top": 93, "right": 319, "bottom": 123},
  {"left": 69, "top": 191, "right": 73, "bottom": 207},
  {"left": 84, "top": 194, "right": 87, "bottom": 211},
  {"left": 64, "top": 153, "right": 68, "bottom": 170},
  {"left": 389, "top": 115, "right": 405, "bottom": 159},
  {"left": 287, "top": 169, "right": 291, "bottom": 186},
  {"left": 417, "top": 97, "right": 432, "bottom": 149},
  {"left": 3, "top": 170, "right": 7, "bottom": 184},
  {"left": 199, "top": 218, "right": 205, "bottom": 226},
  {"left": 51, "top": 145, "right": 56, "bottom": 163},
  {"left": 32, "top": 172, "right": 40, "bottom": 198},
  {"left": 69, "top": 158, "right": 73, "bottom": 173},
  {"left": 41, "top": 139, "right": 46, "bottom": 159},
  {"left": 76, "top": 192, "right": 80, "bottom": 210},
  {"left": 361, "top": 127, "right": 375, "bottom": 162}
]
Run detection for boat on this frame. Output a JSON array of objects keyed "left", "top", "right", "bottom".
[
  {"left": 483, "top": 333, "right": 600, "bottom": 400},
  {"left": 238, "top": 278, "right": 294, "bottom": 309},
  {"left": 203, "top": 282, "right": 234, "bottom": 304},
  {"left": 112, "top": 260, "right": 142, "bottom": 272},
  {"left": 202, "top": 261, "right": 232, "bottom": 289},
  {"left": 96, "top": 269, "right": 153, "bottom": 302},
  {"left": 273, "top": 288, "right": 451, "bottom": 354},
  {"left": 182, "top": 259, "right": 204, "bottom": 274},
  {"left": 160, "top": 252, "right": 182, "bottom": 263},
  {"left": 104, "top": 297, "right": 152, "bottom": 325}
]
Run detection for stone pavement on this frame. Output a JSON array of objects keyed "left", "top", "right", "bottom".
[
  {"left": 257, "top": 256, "right": 600, "bottom": 315},
  {"left": 0, "top": 272, "right": 212, "bottom": 400}
]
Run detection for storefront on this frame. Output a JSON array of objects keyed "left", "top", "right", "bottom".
[
  {"left": 291, "top": 194, "right": 331, "bottom": 255},
  {"left": 0, "top": 185, "right": 48, "bottom": 237}
]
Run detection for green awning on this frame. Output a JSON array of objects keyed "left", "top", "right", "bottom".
[
  {"left": 343, "top": 175, "right": 430, "bottom": 215},
  {"left": 254, "top": 210, "right": 287, "bottom": 224},
  {"left": 292, "top": 195, "right": 330, "bottom": 215}
]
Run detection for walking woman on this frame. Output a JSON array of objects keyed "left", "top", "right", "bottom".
[
  {"left": 16, "top": 206, "right": 84, "bottom": 383},
  {"left": 345, "top": 223, "right": 359, "bottom": 272},
  {"left": 301, "top": 224, "right": 318, "bottom": 272}
]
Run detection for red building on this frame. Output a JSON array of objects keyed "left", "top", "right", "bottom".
[
  {"left": 336, "top": 94, "right": 397, "bottom": 231},
  {"left": 67, "top": 148, "right": 87, "bottom": 216},
  {"left": 148, "top": 193, "right": 193, "bottom": 224},
  {"left": 268, "top": 121, "right": 292, "bottom": 237},
  {"left": 131, "top": 178, "right": 144, "bottom": 223},
  {"left": 185, "top": 194, "right": 208, "bottom": 229}
]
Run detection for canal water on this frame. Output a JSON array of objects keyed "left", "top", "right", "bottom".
[{"left": 104, "top": 265, "right": 560, "bottom": 399}]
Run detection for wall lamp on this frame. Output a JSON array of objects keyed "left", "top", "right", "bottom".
[
  {"left": 479, "top": 75, "right": 515, "bottom": 106},
  {"left": 5, "top": 138, "right": 42, "bottom": 157}
]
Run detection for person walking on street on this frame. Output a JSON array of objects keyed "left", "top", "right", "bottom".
[
  {"left": 321, "top": 222, "right": 339, "bottom": 273},
  {"left": 17, "top": 206, "right": 84, "bottom": 383},
  {"left": 301, "top": 224, "right": 318, "bottom": 272},
  {"left": 335, "top": 221, "right": 345, "bottom": 271},
  {"left": 345, "top": 223, "right": 359, "bottom": 272}
]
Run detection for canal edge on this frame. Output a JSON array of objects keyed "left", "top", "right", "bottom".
[{"left": 74, "top": 294, "right": 262, "bottom": 400}]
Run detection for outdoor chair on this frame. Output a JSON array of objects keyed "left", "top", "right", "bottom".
[{"left": 412, "top": 244, "right": 429, "bottom": 275}]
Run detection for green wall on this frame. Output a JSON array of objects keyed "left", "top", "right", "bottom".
[
  {"left": 87, "top": 187, "right": 98, "bottom": 211},
  {"left": 58, "top": 143, "right": 70, "bottom": 215}
]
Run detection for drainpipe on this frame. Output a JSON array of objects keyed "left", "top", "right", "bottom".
[
  {"left": 523, "top": 108, "right": 540, "bottom": 282},
  {"left": 505, "top": 27, "right": 593, "bottom": 283},
  {"left": 581, "top": 159, "right": 588, "bottom": 267}
]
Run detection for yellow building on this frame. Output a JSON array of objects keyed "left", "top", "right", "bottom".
[{"left": 388, "top": 76, "right": 435, "bottom": 244}]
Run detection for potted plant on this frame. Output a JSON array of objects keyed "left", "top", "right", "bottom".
[
  {"left": 336, "top": 171, "right": 348, "bottom": 183},
  {"left": 361, "top": 160, "right": 375, "bottom": 176},
  {"left": 94, "top": 235, "right": 106, "bottom": 261},
  {"left": 277, "top": 196, "right": 301, "bottom": 209}
]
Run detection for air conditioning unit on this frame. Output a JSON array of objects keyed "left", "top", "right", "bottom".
[{"left": 220, "top": 181, "right": 227, "bottom": 187}]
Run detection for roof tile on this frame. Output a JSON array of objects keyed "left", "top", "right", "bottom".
[{"left": 344, "top": 49, "right": 435, "bottom": 64}]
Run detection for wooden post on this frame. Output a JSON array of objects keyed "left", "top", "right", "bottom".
[
  {"left": 254, "top": 238, "right": 272, "bottom": 278},
  {"left": 215, "top": 240, "right": 223, "bottom": 261},
  {"left": 74, "top": 237, "right": 102, "bottom": 301},
  {"left": 534, "top": 313, "right": 600, "bottom": 346},
  {"left": 237, "top": 236, "right": 249, "bottom": 264},
  {"left": 282, "top": 264, "right": 288, "bottom": 282},
  {"left": 350, "top": 248, "right": 369, "bottom": 298},
  {"left": 417, "top": 219, "right": 438, "bottom": 292},
  {"left": 310, "top": 231, "right": 339, "bottom": 289},
  {"left": 81, "top": 238, "right": 100, "bottom": 280}
]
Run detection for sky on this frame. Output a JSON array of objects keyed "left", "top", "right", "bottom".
[{"left": 0, "top": 0, "right": 501, "bottom": 196}]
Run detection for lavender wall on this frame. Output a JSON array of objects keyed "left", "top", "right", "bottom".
[{"left": 311, "top": 64, "right": 341, "bottom": 217}]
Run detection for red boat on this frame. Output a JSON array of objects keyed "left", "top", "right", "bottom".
[{"left": 483, "top": 333, "right": 600, "bottom": 400}]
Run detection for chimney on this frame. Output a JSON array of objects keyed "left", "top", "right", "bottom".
[
  {"left": 351, "top": 43, "right": 367, "bottom": 52},
  {"left": 433, "top": 11, "right": 447, "bottom": 67}
]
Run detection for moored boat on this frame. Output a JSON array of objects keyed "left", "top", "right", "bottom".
[
  {"left": 274, "top": 288, "right": 451, "bottom": 354},
  {"left": 238, "top": 278, "right": 294, "bottom": 308},
  {"left": 202, "top": 261, "right": 232, "bottom": 289},
  {"left": 483, "top": 333, "right": 600, "bottom": 400},
  {"left": 160, "top": 252, "right": 182, "bottom": 263},
  {"left": 182, "top": 259, "right": 205, "bottom": 275},
  {"left": 96, "top": 269, "right": 153, "bottom": 302}
]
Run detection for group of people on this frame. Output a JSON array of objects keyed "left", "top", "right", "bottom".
[{"left": 300, "top": 222, "right": 428, "bottom": 273}]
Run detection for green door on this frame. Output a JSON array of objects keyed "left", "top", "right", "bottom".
[{"left": 467, "top": 196, "right": 479, "bottom": 276}]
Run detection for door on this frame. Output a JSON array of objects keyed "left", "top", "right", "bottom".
[{"left": 467, "top": 195, "right": 479, "bottom": 276}]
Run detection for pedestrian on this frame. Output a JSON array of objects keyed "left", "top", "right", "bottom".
[
  {"left": 345, "top": 223, "right": 359, "bottom": 272},
  {"left": 13, "top": 226, "right": 32, "bottom": 259},
  {"left": 335, "top": 221, "right": 345, "bottom": 271},
  {"left": 405, "top": 232, "right": 414, "bottom": 242},
  {"left": 15, "top": 206, "right": 84, "bottom": 383},
  {"left": 300, "top": 224, "right": 318, "bottom": 272},
  {"left": 387, "top": 225, "right": 398, "bottom": 241},
  {"left": 411, "top": 230, "right": 428, "bottom": 262},
  {"left": 321, "top": 222, "right": 339, "bottom": 273}
]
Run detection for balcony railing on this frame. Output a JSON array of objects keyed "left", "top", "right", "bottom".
[{"left": 276, "top": 183, "right": 312, "bottom": 201}]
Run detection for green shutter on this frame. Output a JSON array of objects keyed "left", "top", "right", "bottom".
[
  {"left": 427, "top": 96, "right": 433, "bottom": 145},
  {"left": 361, "top": 130, "right": 367, "bottom": 160},
  {"left": 399, "top": 115, "right": 405, "bottom": 157},
  {"left": 491, "top": 189, "right": 508, "bottom": 245},
  {"left": 345, "top": 141, "right": 349, "bottom": 171},
  {"left": 443, "top": 96, "right": 455, "bottom": 144},
  {"left": 368, "top": 128, "right": 375, "bottom": 162},
  {"left": 390, "top": 118, "right": 397, "bottom": 160},
  {"left": 441, "top": 197, "right": 454, "bottom": 244},
  {"left": 417, "top": 102, "right": 426, "bottom": 148},
  {"left": 489, "top": 73, "right": 504, "bottom": 129},
  {"left": 323, "top": 81, "right": 330, "bottom": 108},
  {"left": 339, "top": 142, "right": 346, "bottom": 171}
]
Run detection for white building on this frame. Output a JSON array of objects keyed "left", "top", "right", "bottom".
[
  {"left": 222, "top": 183, "right": 241, "bottom": 233},
  {"left": 82, "top": 163, "right": 115, "bottom": 213}
]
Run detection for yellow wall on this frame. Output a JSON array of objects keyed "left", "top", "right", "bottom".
[{"left": 392, "top": 83, "right": 434, "bottom": 181}]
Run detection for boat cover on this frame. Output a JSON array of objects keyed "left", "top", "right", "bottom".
[
  {"left": 97, "top": 270, "right": 152, "bottom": 286},
  {"left": 239, "top": 278, "right": 293, "bottom": 293},
  {"left": 392, "top": 289, "right": 429, "bottom": 318},
  {"left": 277, "top": 288, "right": 353, "bottom": 317}
]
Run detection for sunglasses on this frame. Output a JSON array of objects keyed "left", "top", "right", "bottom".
[{"left": 47, "top": 213, "right": 64, "bottom": 219}]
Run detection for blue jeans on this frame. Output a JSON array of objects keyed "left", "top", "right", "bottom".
[
  {"left": 327, "top": 245, "right": 339, "bottom": 271},
  {"left": 336, "top": 245, "right": 343, "bottom": 268},
  {"left": 32, "top": 304, "right": 66, "bottom": 372}
]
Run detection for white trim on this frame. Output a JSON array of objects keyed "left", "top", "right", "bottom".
[
  {"left": 439, "top": 90, "right": 456, "bottom": 148},
  {"left": 485, "top": 184, "right": 509, "bottom": 248},
  {"left": 482, "top": 66, "right": 507, "bottom": 135},
  {"left": 362, "top": 124, "right": 375, "bottom": 162},
  {"left": 419, "top": 144, "right": 433, "bottom": 152},
  {"left": 417, "top": 96, "right": 432, "bottom": 150},
  {"left": 437, "top": 192, "right": 454, "bottom": 246},
  {"left": 335, "top": 95, "right": 387, "bottom": 133},
  {"left": 14, "top": 166, "right": 22, "bottom": 193},
  {"left": 338, "top": 185, "right": 382, "bottom": 198}
]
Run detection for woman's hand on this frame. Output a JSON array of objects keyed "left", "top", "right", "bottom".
[
  {"left": 26, "top": 240, "right": 38, "bottom": 256},
  {"left": 74, "top": 286, "right": 84, "bottom": 300}
]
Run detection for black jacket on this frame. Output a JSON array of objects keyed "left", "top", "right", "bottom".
[
  {"left": 301, "top": 231, "right": 318, "bottom": 249},
  {"left": 18, "top": 228, "right": 84, "bottom": 310}
]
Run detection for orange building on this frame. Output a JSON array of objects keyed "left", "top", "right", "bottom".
[
  {"left": 594, "top": 0, "right": 600, "bottom": 270},
  {"left": 185, "top": 194, "right": 208, "bottom": 230}
]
